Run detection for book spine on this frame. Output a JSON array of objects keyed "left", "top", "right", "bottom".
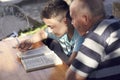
[{"left": 21, "top": 53, "right": 44, "bottom": 59}]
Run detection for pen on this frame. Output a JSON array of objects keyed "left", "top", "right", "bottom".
[{"left": 12, "top": 37, "right": 20, "bottom": 49}]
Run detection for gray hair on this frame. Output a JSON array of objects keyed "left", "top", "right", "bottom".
[
  {"left": 74, "top": 0, "right": 105, "bottom": 17},
  {"left": 84, "top": 0, "right": 105, "bottom": 17}
]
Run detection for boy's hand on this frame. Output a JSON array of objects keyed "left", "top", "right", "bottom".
[{"left": 17, "top": 40, "right": 33, "bottom": 52}]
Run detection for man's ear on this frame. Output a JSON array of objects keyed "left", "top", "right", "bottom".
[{"left": 81, "top": 15, "right": 88, "bottom": 26}]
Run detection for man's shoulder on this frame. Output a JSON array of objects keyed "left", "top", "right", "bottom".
[
  {"left": 85, "top": 18, "right": 120, "bottom": 46},
  {"left": 93, "top": 18, "right": 120, "bottom": 36}
]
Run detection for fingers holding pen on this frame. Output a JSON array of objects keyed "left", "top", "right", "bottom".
[{"left": 18, "top": 40, "right": 33, "bottom": 52}]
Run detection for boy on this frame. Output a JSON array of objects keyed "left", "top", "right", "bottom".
[{"left": 18, "top": 0, "right": 84, "bottom": 66}]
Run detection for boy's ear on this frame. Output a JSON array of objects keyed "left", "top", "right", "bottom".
[{"left": 63, "top": 17, "right": 68, "bottom": 24}]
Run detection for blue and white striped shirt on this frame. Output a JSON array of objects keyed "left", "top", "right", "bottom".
[{"left": 70, "top": 18, "right": 120, "bottom": 80}]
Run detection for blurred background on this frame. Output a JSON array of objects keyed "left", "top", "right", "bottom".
[{"left": 0, "top": 0, "right": 120, "bottom": 40}]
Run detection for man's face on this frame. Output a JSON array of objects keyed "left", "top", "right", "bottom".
[
  {"left": 70, "top": 1, "right": 80, "bottom": 30},
  {"left": 70, "top": 0, "right": 89, "bottom": 36},
  {"left": 43, "top": 17, "right": 68, "bottom": 37}
]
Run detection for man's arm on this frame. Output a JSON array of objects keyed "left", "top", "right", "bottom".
[
  {"left": 65, "top": 68, "right": 86, "bottom": 80},
  {"left": 67, "top": 52, "right": 77, "bottom": 66},
  {"left": 67, "top": 35, "right": 84, "bottom": 66}
]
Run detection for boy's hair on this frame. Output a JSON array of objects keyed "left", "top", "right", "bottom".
[
  {"left": 41, "top": 0, "right": 69, "bottom": 20},
  {"left": 66, "top": 10, "right": 72, "bottom": 21}
]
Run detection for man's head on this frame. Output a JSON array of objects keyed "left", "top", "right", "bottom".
[
  {"left": 41, "top": 0, "right": 70, "bottom": 37},
  {"left": 70, "top": 0, "right": 105, "bottom": 36}
]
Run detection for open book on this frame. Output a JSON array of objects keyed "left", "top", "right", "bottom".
[{"left": 17, "top": 45, "right": 63, "bottom": 72}]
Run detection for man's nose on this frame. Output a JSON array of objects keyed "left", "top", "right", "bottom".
[{"left": 71, "top": 20, "right": 75, "bottom": 26}]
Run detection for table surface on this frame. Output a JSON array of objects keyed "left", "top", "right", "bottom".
[{"left": 0, "top": 37, "right": 68, "bottom": 80}]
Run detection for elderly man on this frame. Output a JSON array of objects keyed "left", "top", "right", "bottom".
[{"left": 66, "top": 0, "right": 120, "bottom": 80}]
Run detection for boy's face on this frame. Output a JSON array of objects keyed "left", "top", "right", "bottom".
[{"left": 43, "top": 17, "right": 68, "bottom": 37}]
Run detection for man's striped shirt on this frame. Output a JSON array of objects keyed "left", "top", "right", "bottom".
[{"left": 70, "top": 18, "right": 120, "bottom": 80}]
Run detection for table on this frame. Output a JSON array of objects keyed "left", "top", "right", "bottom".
[{"left": 0, "top": 37, "right": 68, "bottom": 80}]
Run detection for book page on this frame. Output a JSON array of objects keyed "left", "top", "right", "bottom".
[
  {"left": 16, "top": 45, "right": 52, "bottom": 59},
  {"left": 21, "top": 51, "right": 63, "bottom": 72},
  {"left": 17, "top": 45, "right": 63, "bottom": 72}
]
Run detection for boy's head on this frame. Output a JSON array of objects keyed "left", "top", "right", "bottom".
[{"left": 41, "top": 0, "right": 70, "bottom": 37}]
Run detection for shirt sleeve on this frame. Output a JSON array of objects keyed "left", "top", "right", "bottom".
[
  {"left": 72, "top": 36, "right": 84, "bottom": 52},
  {"left": 45, "top": 27, "right": 57, "bottom": 39}
]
